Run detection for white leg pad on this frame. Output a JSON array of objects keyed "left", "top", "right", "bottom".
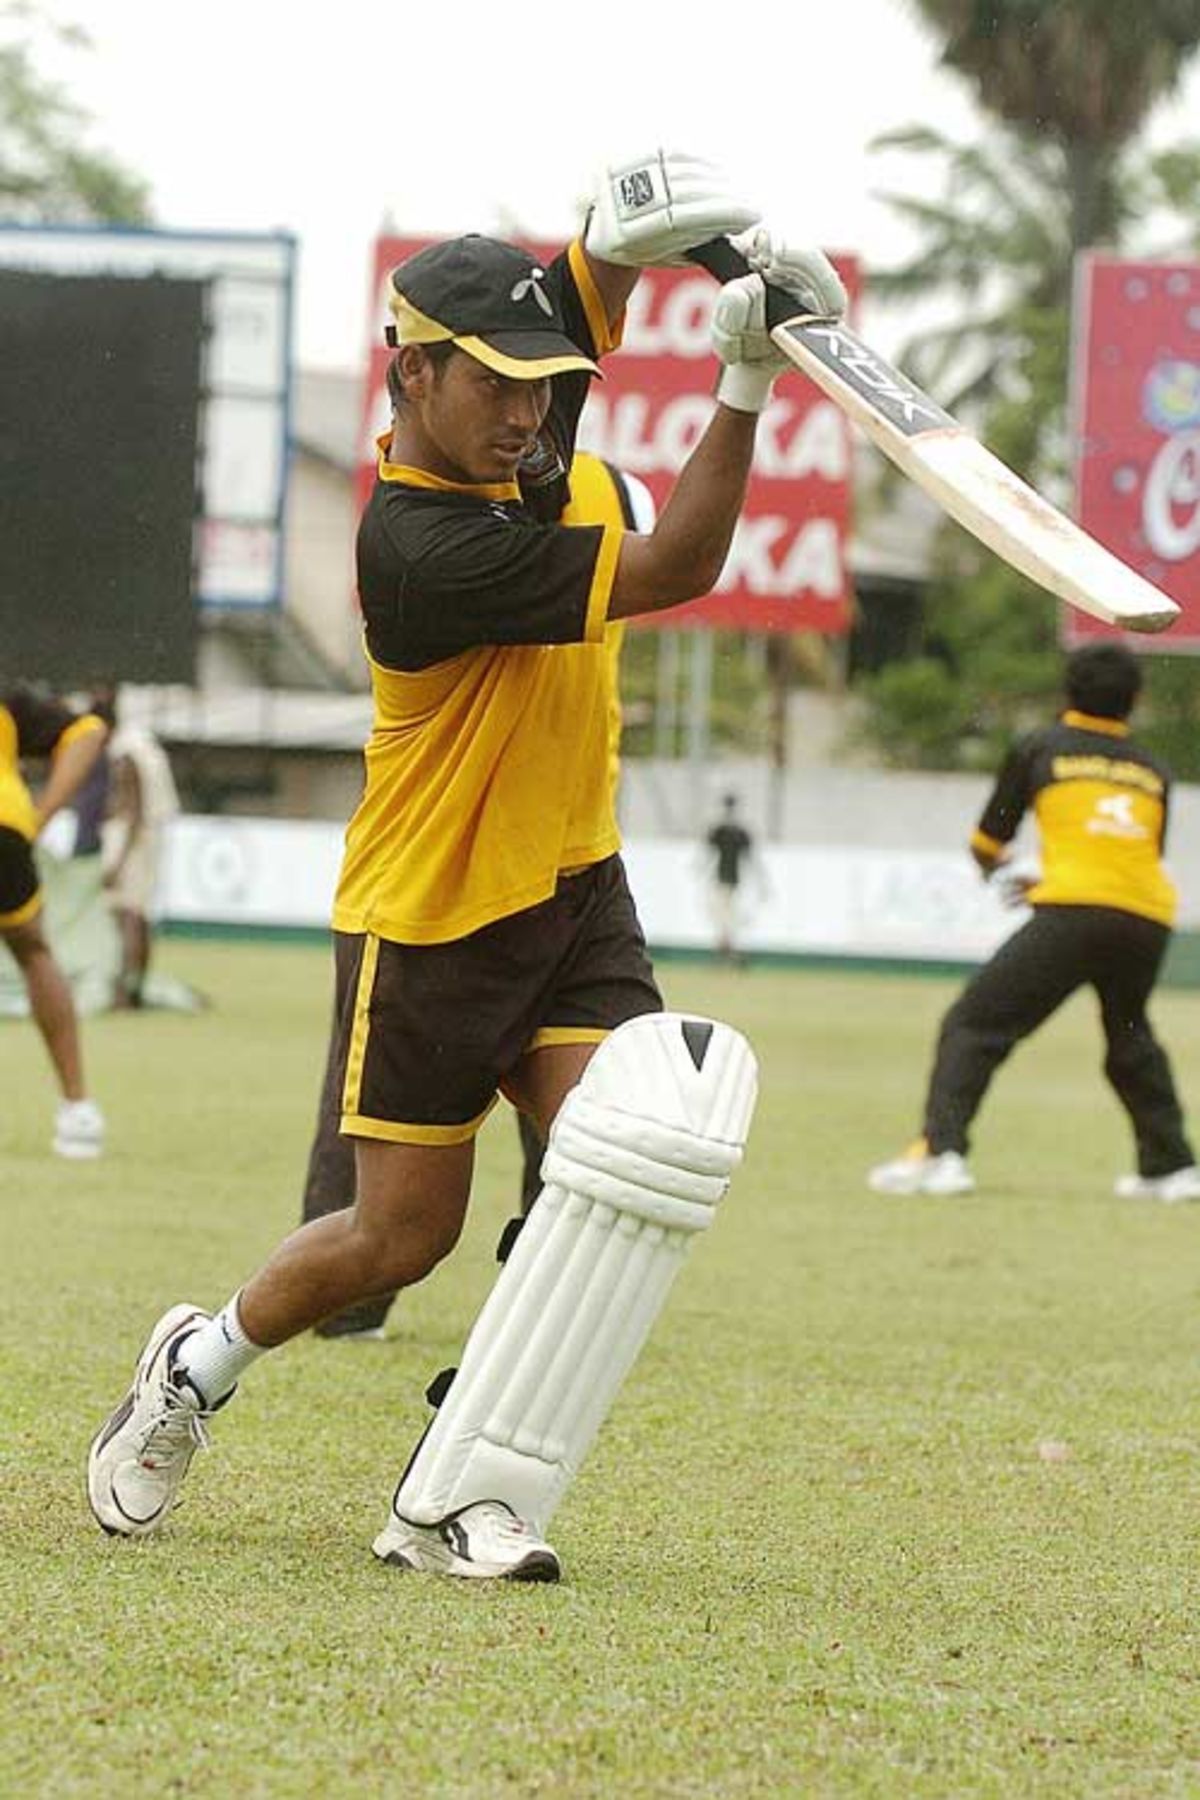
[{"left": 393, "top": 1012, "right": 758, "bottom": 1534}]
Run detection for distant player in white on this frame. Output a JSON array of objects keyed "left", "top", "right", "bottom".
[{"left": 101, "top": 711, "right": 180, "bottom": 1008}]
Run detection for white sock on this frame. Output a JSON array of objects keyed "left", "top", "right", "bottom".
[{"left": 174, "top": 1293, "right": 265, "bottom": 1404}]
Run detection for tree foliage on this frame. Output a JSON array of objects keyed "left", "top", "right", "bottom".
[
  {"left": 856, "top": 3, "right": 1200, "bottom": 774},
  {"left": 905, "top": 0, "right": 1200, "bottom": 143},
  {"left": 869, "top": 125, "right": 1200, "bottom": 484},
  {"left": 0, "top": 4, "right": 150, "bottom": 223}
]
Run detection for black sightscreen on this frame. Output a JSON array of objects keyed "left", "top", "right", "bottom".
[{"left": 0, "top": 269, "right": 205, "bottom": 687}]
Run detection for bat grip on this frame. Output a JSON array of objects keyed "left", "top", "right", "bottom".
[
  {"left": 684, "top": 237, "right": 750, "bottom": 284},
  {"left": 684, "top": 238, "right": 807, "bottom": 330}
]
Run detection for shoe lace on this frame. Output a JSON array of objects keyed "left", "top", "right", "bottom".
[
  {"left": 477, "top": 1503, "right": 531, "bottom": 1544},
  {"left": 135, "top": 1384, "right": 210, "bottom": 1467}
]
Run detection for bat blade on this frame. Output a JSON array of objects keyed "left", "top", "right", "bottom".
[{"left": 770, "top": 315, "right": 1179, "bottom": 634}]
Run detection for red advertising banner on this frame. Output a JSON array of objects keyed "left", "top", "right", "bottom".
[
  {"left": 1070, "top": 255, "right": 1200, "bottom": 650},
  {"left": 358, "top": 236, "right": 859, "bottom": 633}
]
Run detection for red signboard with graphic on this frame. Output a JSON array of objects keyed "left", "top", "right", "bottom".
[
  {"left": 1070, "top": 255, "right": 1200, "bottom": 650},
  {"left": 358, "top": 236, "right": 859, "bottom": 634}
]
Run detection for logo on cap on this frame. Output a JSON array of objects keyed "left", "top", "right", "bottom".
[{"left": 510, "top": 267, "right": 553, "bottom": 317}]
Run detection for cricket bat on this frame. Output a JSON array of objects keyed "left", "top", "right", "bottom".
[{"left": 686, "top": 238, "right": 1179, "bottom": 634}]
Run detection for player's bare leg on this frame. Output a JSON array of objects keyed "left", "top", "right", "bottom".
[
  {"left": 88, "top": 1138, "right": 476, "bottom": 1536},
  {"left": 4, "top": 915, "right": 105, "bottom": 1158},
  {"left": 4, "top": 915, "right": 84, "bottom": 1098},
  {"left": 111, "top": 904, "right": 150, "bottom": 1007},
  {"left": 237, "top": 1139, "right": 475, "bottom": 1346},
  {"left": 505, "top": 1040, "right": 596, "bottom": 1140}
]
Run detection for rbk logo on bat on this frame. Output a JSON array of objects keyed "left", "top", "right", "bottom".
[
  {"left": 619, "top": 170, "right": 656, "bottom": 213},
  {"left": 793, "top": 325, "right": 954, "bottom": 438}
]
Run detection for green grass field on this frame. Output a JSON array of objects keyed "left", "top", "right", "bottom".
[{"left": 4, "top": 940, "right": 1200, "bottom": 1798}]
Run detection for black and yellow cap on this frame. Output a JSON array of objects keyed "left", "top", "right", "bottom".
[{"left": 386, "top": 235, "right": 600, "bottom": 381}]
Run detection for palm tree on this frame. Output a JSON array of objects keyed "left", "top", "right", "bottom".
[
  {"left": 869, "top": 124, "right": 1200, "bottom": 480},
  {"left": 880, "top": 1, "right": 1200, "bottom": 467},
  {"left": 903, "top": 0, "right": 1200, "bottom": 248}
]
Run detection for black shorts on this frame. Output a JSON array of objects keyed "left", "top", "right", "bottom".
[
  {"left": 332, "top": 855, "right": 662, "bottom": 1144},
  {"left": 0, "top": 826, "right": 40, "bottom": 928}
]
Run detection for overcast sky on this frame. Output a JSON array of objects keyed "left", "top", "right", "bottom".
[{"left": 40, "top": 1, "right": 1200, "bottom": 372}]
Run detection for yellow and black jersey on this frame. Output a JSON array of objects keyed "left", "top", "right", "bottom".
[
  {"left": 0, "top": 686, "right": 104, "bottom": 841},
  {"left": 356, "top": 240, "right": 622, "bottom": 674},
  {"left": 555, "top": 449, "right": 636, "bottom": 839},
  {"left": 971, "top": 709, "right": 1176, "bottom": 926},
  {"left": 333, "top": 402, "right": 640, "bottom": 947}
]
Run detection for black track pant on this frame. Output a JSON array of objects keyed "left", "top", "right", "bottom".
[{"left": 924, "top": 905, "right": 1193, "bottom": 1177}]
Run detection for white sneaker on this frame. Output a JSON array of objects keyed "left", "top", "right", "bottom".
[
  {"left": 868, "top": 1140, "right": 976, "bottom": 1196},
  {"left": 1114, "top": 1165, "right": 1200, "bottom": 1204},
  {"left": 87, "top": 1304, "right": 223, "bottom": 1536},
  {"left": 373, "top": 1500, "right": 561, "bottom": 1583},
  {"left": 54, "top": 1098, "right": 105, "bottom": 1160}
]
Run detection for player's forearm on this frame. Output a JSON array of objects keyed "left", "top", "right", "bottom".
[
  {"left": 578, "top": 245, "right": 639, "bottom": 333},
  {"left": 607, "top": 405, "right": 757, "bottom": 618}
]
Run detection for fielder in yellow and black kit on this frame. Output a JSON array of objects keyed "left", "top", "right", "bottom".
[
  {"left": 0, "top": 688, "right": 102, "bottom": 923},
  {"left": 870, "top": 644, "right": 1198, "bottom": 1199},
  {"left": 0, "top": 685, "right": 109, "bottom": 1157}
]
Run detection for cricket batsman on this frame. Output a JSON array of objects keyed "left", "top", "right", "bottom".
[{"left": 88, "top": 150, "right": 845, "bottom": 1581}]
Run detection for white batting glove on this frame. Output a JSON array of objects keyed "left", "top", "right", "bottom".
[
  {"left": 711, "top": 273, "right": 789, "bottom": 414},
  {"left": 732, "top": 224, "right": 847, "bottom": 319},
  {"left": 584, "top": 149, "right": 761, "bottom": 268}
]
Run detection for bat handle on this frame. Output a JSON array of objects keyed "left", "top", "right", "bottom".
[
  {"left": 685, "top": 237, "right": 827, "bottom": 330},
  {"left": 684, "top": 237, "right": 751, "bottom": 284}
]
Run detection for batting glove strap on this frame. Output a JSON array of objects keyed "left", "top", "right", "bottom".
[
  {"left": 715, "top": 364, "right": 777, "bottom": 414},
  {"left": 584, "top": 148, "right": 761, "bottom": 268}
]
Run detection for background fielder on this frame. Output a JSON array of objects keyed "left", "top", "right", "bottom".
[
  {"left": 868, "top": 643, "right": 1199, "bottom": 1202},
  {"left": 0, "top": 683, "right": 108, "bottom": 1158}
]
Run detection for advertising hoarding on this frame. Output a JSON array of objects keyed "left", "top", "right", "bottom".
[{"left": 1070, "top": 255, "right": 1200, "bottom": 649}]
